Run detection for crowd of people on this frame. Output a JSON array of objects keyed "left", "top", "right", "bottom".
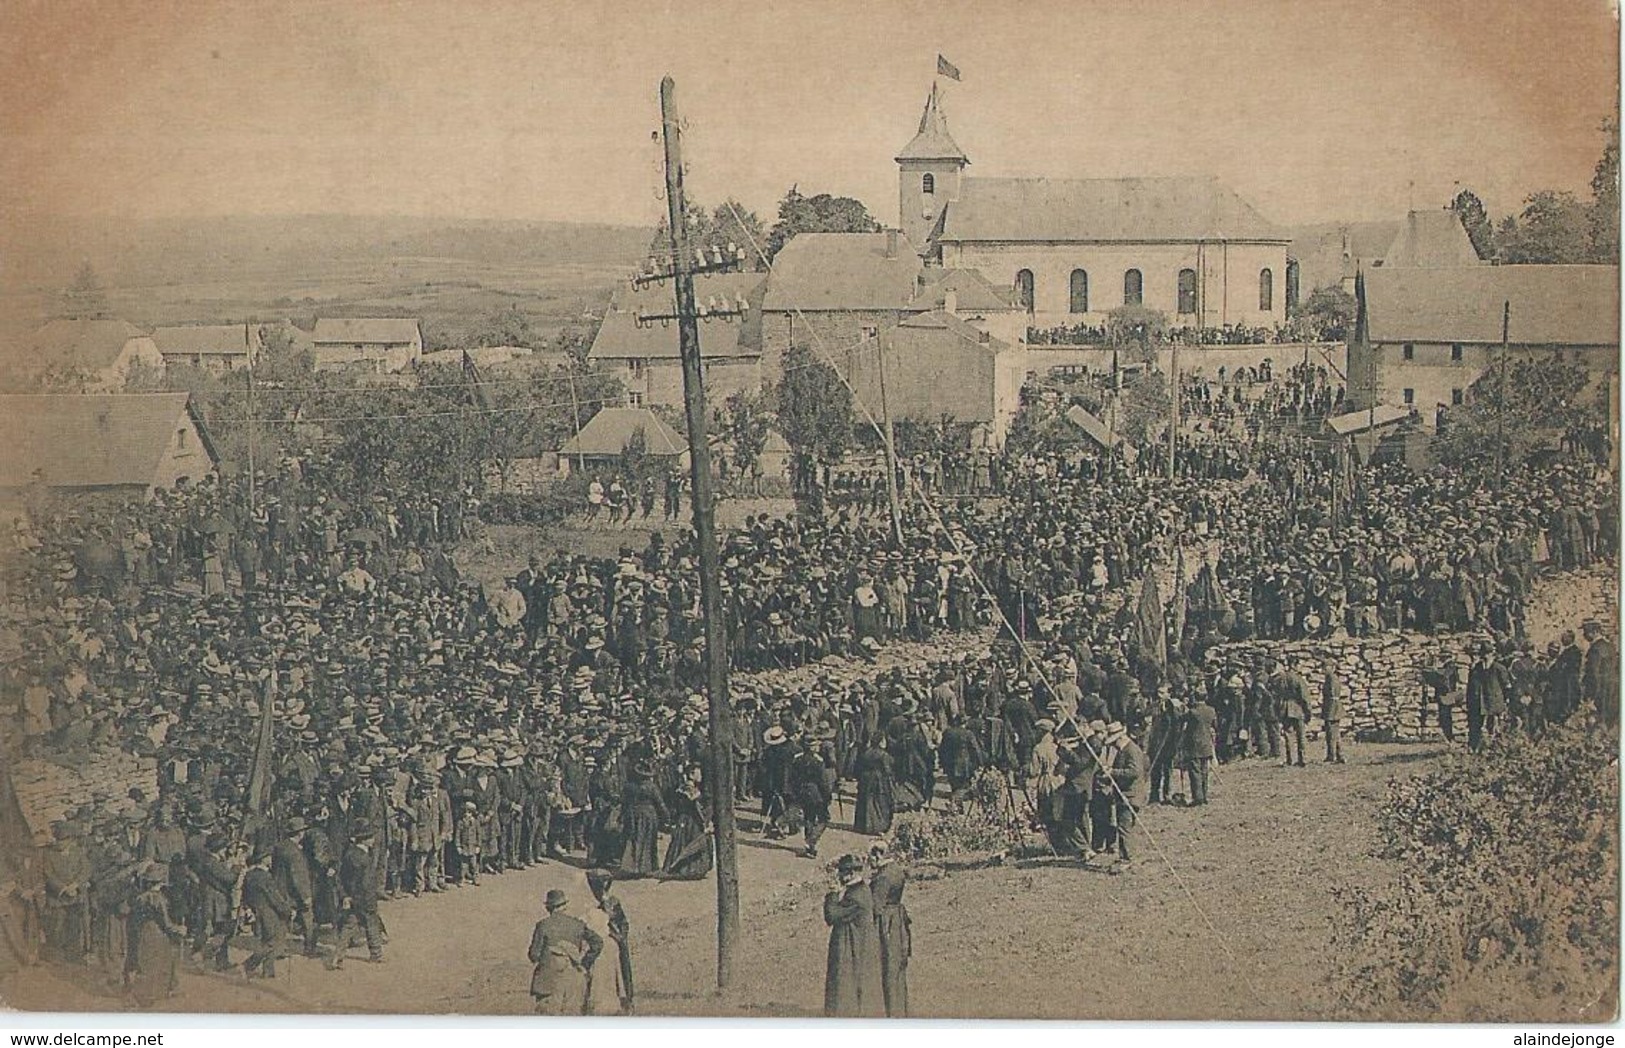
[
  {"left": 1025, "top": 323, "right": 1303, "bottom": 348},
  {"left": 2, "top": 379, "right": 1616, "bottom": 1007}
]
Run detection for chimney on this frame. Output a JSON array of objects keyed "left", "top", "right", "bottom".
[
  {"left": 885, "top": 229, "right": 898, "bottom": 259},
  {"left": 943, "top": 289, "right": 958, "bottom": 316}
]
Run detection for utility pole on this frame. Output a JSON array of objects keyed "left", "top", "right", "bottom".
[
  {"left": 874, "top": 335, "right": 904, "bottom": 545},
  {"left": 1167, "top": 338, "right": 1180, "bottom": 477},
  {"left": 246, "top": 324, "right": 257, "bottom": 521},
  {"left": 1495, "top": 299, "right": 1510, "bottom": 492},
  {"left": 566, "top": 369, "right": 586, "bottom": 475},
  {"left": 659, "top": 75, "right": 739, "bottom": 990}
]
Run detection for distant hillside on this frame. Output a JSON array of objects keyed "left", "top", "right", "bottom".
[{"left": 3, "top": 213, "right": 655, "bottom": 291}]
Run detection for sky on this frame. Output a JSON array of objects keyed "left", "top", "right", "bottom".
[{"left": 0, "top": 0, "right": 1618, "bottom": 231}]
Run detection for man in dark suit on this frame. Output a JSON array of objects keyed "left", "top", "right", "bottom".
[
  {"left": 789, "top": 737, "right": 834, "bottom": 859},
  {"left": 330, "top": 828, "right": 384, "bottom": 968},
  {"left": 1181, "top": 696, "right": 1217, "bottom": 806},
  {"left": 937, "top": 714, "right": 984, "bottom": 810},
  {"left": 1582, "top": 619, "right": 1618, "bottom": 725},
  {"left": 1270, "top": 658, "right": 1312, "bottom": 767},
  {"left": 271, "top": 815, "right": 318, "bottom": 956},
  {"left": 242, "top": 848, "right": 295, "bottom": 978},
  {"left": 1466, "top": 640, "right": 1510, "bottom": 752},
  {"left": 1550, "top": 631, "right": 1584, "bottom": 723}
]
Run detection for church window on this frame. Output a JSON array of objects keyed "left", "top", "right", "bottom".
[
  {"left": 1069, "top": 270, "right": 1089, "bottom": 314},
  {"left": 1177, "top": 269, "right": 1197, "bottom": 315},
  {"left": 922, "top": 173, "right": 935, "bottom": 196},
  {"left": 1259, "top": 268, "right": 1273, "bottom": 312},
  {"left": 1015, "top": 269, "right": 1035, "bottom": 310},
  {"left": 1123, "top": 268, "right": 1143, "bottom": 306}
]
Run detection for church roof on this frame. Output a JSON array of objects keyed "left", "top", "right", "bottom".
[
  {"left": 895, "top": 84, "right": 968, "bottom": 163},
  {"left": 1381, "top": 210, "right": 1483, "bottom": 268},
  {"left": 936, "top": 176, "right": 1284, "bottom": 244}
]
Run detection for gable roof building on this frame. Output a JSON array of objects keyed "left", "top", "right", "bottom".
[
  {"left": 151, "top": 323, "right": 259, "bottom": 370},
  {"left": 311, "top": 317, "right": 423, "bottom": 373},
  {"left": 0, "top": 393, "right": 217, "bottom": 494},
  {"left": 763, "top": 232, "right": 925, "bottom": 313},
  {"left": 1380, "top": 210, "right": 1483, "bottom": 270},
  {"left": 559, "top": 406, "right": 688, "bottom": 462},
  {"left": 19, "top": 319, "right": 165, "bottom": 391},
  {"left": 1364, "top": 265, "right": 1619, "bottom": 346}
]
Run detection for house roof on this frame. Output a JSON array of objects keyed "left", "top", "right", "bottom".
[
  {"left": 894, "top": 309, "right": 1012, "bottom": 351},
  {"left": 910, "top": 268, "right": 1021, "bottom": 312},
  {"left": 1326, "top": 403, "right": 1412, "bottom": 436},
  {"left": 28, "top": 319, "right": 148, "bottom": 374},
  {"left": 152, "top": 324, "right": 255, "bottom": 357},
  {"left": 0, "top": 393, "right": 212, "bottom": 489},
  {"left": 895, "top": 83, "right": 968, "bottom": 163},
  {"left": 588, "top": 273, "right": 765, "bottom": 361},
  {"left": 762, "top": 232, "right": 923, "bottom": 311},
  {"left": 1381, "top": 210, "right": 1483, "bottom": 268},
  {"left": 1364, "top": 265, "right": 1620, "bottom": 345},
  {"left": 936, "top": 176, "right": 1284, "bottom": 244},
  {"left": 1286, "top": 220, "right": 1401, "bottom": 291},
  {"left": 560, "top": 407, "right": 687, "bottom": 458},
  {"left": 312, "top": 318, "right": 422, "bottom": 344}
]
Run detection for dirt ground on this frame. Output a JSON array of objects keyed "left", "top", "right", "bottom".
[{"left": 2, "top": 740, "right": 1440, "bottom": 1019}]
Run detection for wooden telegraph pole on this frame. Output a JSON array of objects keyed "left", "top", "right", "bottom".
[
  {"left": 1167, "top": 337, "right": 1180, "bottom": 477},
  {"left": 659, "top": 75, "right": 740, "bottom": 989},
  {"left": 875, "top": 336, "right": 905, "bottom": 545},
  {"left": 1495, "top": 299, "right": 1510, "bottom": 492}
]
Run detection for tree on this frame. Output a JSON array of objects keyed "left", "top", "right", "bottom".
[
  {"left": 1436, "top": 357, "right": 1606, "bottom": 470},
  {"left": 1590, "top": 116, "right": 1619, "bottom": 263},
  {"left": 255, "top": 323, "right": 314, "bottom": 384},
  {"left": 1450, "top": 189, "right": 1496, "bottom": 261},
  {"left": 719, "top": 387, "right": 772, "bottom": 479},
  {"left": 1106, "top": 305, "right": 1168, "bottom": 360},
  {"left": 619, "top": 425, "right": 651, "bottom": 483},
  {"left": 58, "top": 262, "right": 108, "bottom": 320},
  {"left": 1115, "top": 370, "right": 1171, "bottom": 448},
  {"left": 1300, "top": 285, "right": 1358, "bottom": 342},
  {"left": 765, "top": 186, "right": 881, "bottom": 261},
  {"left": 471, "top": 303, "right": 540, "bottom": 349},
  {"left": 1498, "top": 191, "right": 1592, "bottom": 264},
  {"left": 773, "top": 344, "right": 853, "bottom": 481}
]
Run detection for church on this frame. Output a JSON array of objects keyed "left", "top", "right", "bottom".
[{"left": 897, "top": 84, "right": 1292, "bottom": 330}]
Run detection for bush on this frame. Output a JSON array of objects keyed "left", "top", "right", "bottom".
[
  {"left": 479, "top": 490, "right": 576, "bottom": 527},
  {"left": 1327, "top": 721, "right": 1620, "bottom": 1021},
  {"left": 891, "top": 770, "right": 1030, "bottom": 861}
]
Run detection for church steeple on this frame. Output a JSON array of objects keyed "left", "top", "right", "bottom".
[
  {"left": 895, "top": 82, "right": 968, "bottom": 164},
  {"left": 896, "top": 83, "right": 968, "bottom": 250}
]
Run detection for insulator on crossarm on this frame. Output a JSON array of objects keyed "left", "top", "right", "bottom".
[
  {"left": 694, "top": 248, "right": 707, "bottom": 268},
  {"left": 710, "top": 245, "right": 724, "bottom": 266},
  {"left": 736, "top": 294, "right": 750, "bottom": 314}
]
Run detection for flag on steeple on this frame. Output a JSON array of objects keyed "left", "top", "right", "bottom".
[{"left": 936, "top": 54, "right": 961, "bottom": 81}]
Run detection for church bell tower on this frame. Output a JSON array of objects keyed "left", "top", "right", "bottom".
[{"left": 896, "top": 83, "right": 968, "bottom": 252}]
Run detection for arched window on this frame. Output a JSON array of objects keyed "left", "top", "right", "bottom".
[
  {"left": 1015, "top": 269, "right": 1035, "bottom": 311},
  {"left": 1177, "top": 268, "right": 1198, "bottom": 315},
  {"left": 1259, "top": 268, "right": 1274, "bottom": 312},
  {"left": 922, "top": 172, "right": 935, "bottom": 196},
  {"left": 1069, "top": 269, "right": 1089, "bottom": 314},
  {"left": 1123, "top": 268, "right": 1142, "bottom": 306},
  {"left": 1285, "top": 260, "right": 1300, "bottom": 312}
]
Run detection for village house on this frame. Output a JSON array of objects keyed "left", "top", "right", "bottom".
[
  {"left": 16, "top": 319, "right": 165, "bottom": 392},
  {"left": 1289, "top": 209, "right": 1483, "bottom": 297},
  {"left": 759, "top": 229, "right": 1018, "bottom": 376},
  {"left": 0, "top": 392, "right": 217, "bottom": 498},
  {"left": 841, "top": 309, "right": 1028, "bottom": 447},
  {"left": 151, "top": 323, "right": 260, "bottom": 373},
  {"left": 558, "top": 406, "right": 688, "bottom": 476},
  {"left": 589, "top": 273, "right": 767, "bottom": 408},
  {"left": 311, "top": 317, "right": 424, "bottom": 373},
  {"left": 1348, "top": 264, "right": 1620, "bottom": 413}
]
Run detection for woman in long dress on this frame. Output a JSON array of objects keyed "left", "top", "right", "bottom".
[
  {"left": 868, "top": 842, "right": 911, "bottom": 1018},
  {"left": 854, "top": 739, "right": 895, "bottom": 835},
  {"left": 661, "top": 768, "right": 712, "bottom": 881},
  {"left": 616, "top": 763, "right": 666, "bottom": 877}
]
